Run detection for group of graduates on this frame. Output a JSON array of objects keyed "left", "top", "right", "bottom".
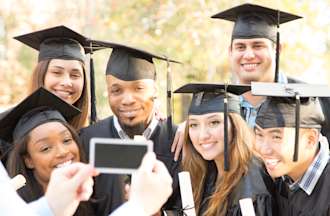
[{"left": 0, "top": 3, "right": 330, "bottom": 216}]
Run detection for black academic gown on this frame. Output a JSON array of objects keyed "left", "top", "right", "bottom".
[
  {"left": 199, "top": 159, "right": 277, "bottom": 216},
  {"left": 275, "top": 161, "right": 330, "bottom": 216},
  {"left": 79, "top": 116, "right": 181, "bottom": 215},
  {"left": 287, "top": 77, "right": 330, "bottom": 146}
]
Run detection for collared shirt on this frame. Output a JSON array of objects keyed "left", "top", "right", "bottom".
[
  {"left": 240, "top": 72, "right": 288, "bottom": 128},
  {"left": 0, "top": 162, "right": 54, "bottom": 216},
  {"left": 283, "top": 135, "right": 330, "bottom": 195},
  {"left": 113, "top": 115, "right": 159, "bottom": 140}
]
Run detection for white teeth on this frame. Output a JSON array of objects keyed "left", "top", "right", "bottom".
[
  {"left": 242, "top": 63, "right": 258, "bottom": 70},
  {"left": 200, "top": 143, "right": 214, "bottom": 150},
  {"left": 56, "top": 160, "right": 72, "bottom": 168},
  {"left": 265, "top": 159, "right": 279, "bottom": 166}
]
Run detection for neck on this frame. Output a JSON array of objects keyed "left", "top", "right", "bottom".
[
  {"left": 242, "top": 91, "right": 265, "bottom": 107},
  {"left": 119, "top": 114, "right": 153, "bottom": 138}
]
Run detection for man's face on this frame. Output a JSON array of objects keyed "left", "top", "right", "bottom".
[
  {"left": 229, "top": 38, "right": 276, "bottom": 84},
  {"left": 254, "top": 125, "right": 318, "bottom": 181},
  {"left": 106, "top": 75, "right": 156, "bottom": 127}
]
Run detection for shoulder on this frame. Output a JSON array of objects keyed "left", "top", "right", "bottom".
[{"left": 231, "top": 158, "right": 274, "bottom": 202}]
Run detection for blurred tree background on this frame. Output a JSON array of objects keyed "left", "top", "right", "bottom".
[{"left": 0, "top": 0, "right": 330, "bottom": 122}]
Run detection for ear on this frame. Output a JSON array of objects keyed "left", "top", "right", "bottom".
[
  {"left": 24, "top": 155, "right": 35, "bottom": 169},
  {"left": 304, "top": 129, "right": 319, "bottom": 149}
]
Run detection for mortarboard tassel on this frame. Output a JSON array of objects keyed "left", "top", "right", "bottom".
[
  {"left": 293, "top": 93, "right": 300, "bottom": 161},
  {"left": 274, "top": 10, "right": 280, "bottom": 82},
  {"left": 166, "top": 56, "right": 173, "bottom": 140},
  {"left": 224, "top": 85, "right": 229, "bottom": 171},
  {"left": 90, "top": 42, "right": 97, "bottom": 124}
]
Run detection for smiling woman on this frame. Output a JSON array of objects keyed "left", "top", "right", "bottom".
[
  {"left": 2, "top": 88, "right": 94, "bottom": 216},
  {"left": 15, "top": 25, "right": 91, "bottom": 130}
]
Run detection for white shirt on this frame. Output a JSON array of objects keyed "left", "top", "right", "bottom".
[{"left": 0, "top": 162, "right": 53, "bottom": 216}]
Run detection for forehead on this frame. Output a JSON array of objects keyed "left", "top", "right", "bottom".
[
  {"left": 106, "top": 75, "right": 155, "bottom": 86},
  {"left": 255, "top": 125, "right": 295, "bottom": 134},
  {"left": 29, "top": 121, "right": 68, "bottom": 138},
  {"left": 48, "top": 59, "right": 83, "bottom": 69},
  {"left": 188, "top": 112, "right": 223, "bottom": 120},
  {"left": 232, "top": 37, "right": 273, "bottom": 45}
]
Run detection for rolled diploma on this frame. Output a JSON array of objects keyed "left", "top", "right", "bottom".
[
  {"left": 239, "top": 198, "right": 256, "bottom": 216},
  {"left": 11, "top": 174, "right": 26, "bottom": 190},
  {"left": 178, "top": 171, "right": 196, "bottom": 216}
]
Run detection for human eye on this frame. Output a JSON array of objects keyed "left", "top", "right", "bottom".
[
  {"left": 63, "top": 137, "right": 73, "bottom": 145},
  {"left": 39, "top": 144, "right": 52, "bottom": 153},
  {"left": 111, "top": 87, "right": 122, "bottom": 95},
  {"left": 189, "top": 122, "right": 198, "bottom": 129},
  {"left": 70, "top": 72, "right": 82, "bottom": 79},
  {"left": 209, "top": 120, "right": 221, "bottom": 127}
]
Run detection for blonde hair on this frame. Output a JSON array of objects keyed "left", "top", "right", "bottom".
[
  {"left": 29, "top": 59, "right": 89, "bottom": 130},
  {"left": 182, "top": 113, "right": 254, "bottom": 216}
]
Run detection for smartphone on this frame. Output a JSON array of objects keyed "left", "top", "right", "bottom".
[{"left": 89, "top": 137, "right": 153, "bottom": 174}]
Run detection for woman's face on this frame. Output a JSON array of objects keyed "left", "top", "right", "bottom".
[
  {"left": 44, "top": 59, "right": 84, "bottom": 105},
  {"left": 24, "top": 122, "right": 80, "bottom": 190},
  {"left": 188, "top": 112, "right": 232, "bottom": 161}
]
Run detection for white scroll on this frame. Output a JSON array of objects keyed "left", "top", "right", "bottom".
[{"left": 178, "top": 171, "right": 196, "bottom": 216}]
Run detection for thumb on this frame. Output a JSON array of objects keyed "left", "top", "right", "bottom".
[
  {"left": 139, "top": 152, "right": 156, "bottom": 173},
  {"left": 69, "top": 164, "right": 94, "bottom": 188}
]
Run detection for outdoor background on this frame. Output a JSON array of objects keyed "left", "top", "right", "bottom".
[{"left": 1, "top": 0, "right": 330, "bottom": 122}]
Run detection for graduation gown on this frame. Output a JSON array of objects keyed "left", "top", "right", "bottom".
[
  {"left": 274, "top": 161, "right": 330, "bottom": 216},
  {"left": 199, "top": 159, "right": 277, "bottom": 216},
  {"left": 79, "top": 116, "right": 181, "bottom": 215}
]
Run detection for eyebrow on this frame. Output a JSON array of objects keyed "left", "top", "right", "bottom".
[{"left": 32, "top": 129, "right": 69, "bottom": 145}]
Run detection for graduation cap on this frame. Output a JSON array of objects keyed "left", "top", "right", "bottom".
[
  {"left": 174, "top": 83, "right": 251, "bottom": 171},
  {"left": 211, "top": 3, "right": 302, "bottom": 82},
  {"left": 88, "top": 39, "right": 181, "bottom": 138},
  {"left": 0, "top": 87, "right": 81, "bottom": 143},
  {"left": 14, "top": 25, "right": 104, "bottom": 124},
  {"left": 252, "top": 82, "right": 329, "bottom": 161}
]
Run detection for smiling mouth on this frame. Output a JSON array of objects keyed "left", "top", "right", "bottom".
[
  {"left": 264, "top": 159, "right": 280, "bottom": 170},
  {"left": 54, "top": 90, "right": 73, "bottom": 98},
  {"left": 241, "top": 63, "right": 260, "bottom": 71},
  {"left": 119, "top": 109, "right": 141, "bottom": 117},
  {"left": 55, "top": 160, "right": 72, "bottom": 168},
  {"left": 200, "top": 142, "right": 216, "bottom": 150}
]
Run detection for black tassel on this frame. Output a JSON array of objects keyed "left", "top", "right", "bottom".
[{"left": 293, "top": 93, "right": 300, "bottom": 161}]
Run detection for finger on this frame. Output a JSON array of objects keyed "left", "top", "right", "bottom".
[
  {"left": 171, "top": 129, "right": 180, "bottom": 152},
  {"left": 139, "top": 152, "right": 157, "bottom": 173},
  {"left": 70, "top": 164, "right": 94, "bottom": 188},
  {"left": 77, "top": 177, "right": 94, "bottom": 201},
  {"left": 174, "top": 131, "right": 185, "bottom": 161},
  {"left": 53, "top": 162, "right": 84, "bottom": 178}
]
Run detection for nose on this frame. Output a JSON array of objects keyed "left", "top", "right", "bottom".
[
  {"left": 199, "top": 125, "right": 211, "bottom": 142},
  {"left": 121, "top": 92, "right": 136, "bottom": 105},
  {"left": 242, "top": 47, "right": 255, "bottom": 59},
  {"left": 56, "top": 144, "right": 69, "bottom": 158},
  {"left": 60, "top": 73, "right": 73, "bottom": 87},
  {"left": 257, "top": 138, "right": 274, "bottom": 156}
]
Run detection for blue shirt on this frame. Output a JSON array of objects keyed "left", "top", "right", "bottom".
[{"left": 240, "top": 73, "right": 288, "bottom": 128}]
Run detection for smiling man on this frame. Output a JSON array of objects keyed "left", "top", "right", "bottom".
[
  {"left": 211, "top": 4, "right": 301, "bottom": 127},
  {"left": 254, "top": 83, "right": 330, "bottom": 215},
  {"left": 79, "top": 41, "right": 181, "bottom": 214}
]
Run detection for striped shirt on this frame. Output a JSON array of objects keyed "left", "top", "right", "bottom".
[{"left": 284, "top": 135, "right": 330, "bottom": 195}]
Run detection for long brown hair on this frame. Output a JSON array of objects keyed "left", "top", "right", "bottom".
[
  {"left": 29, "top": 59, "right": 89, "bottom": 130},
  {"left": 182, "top": 113, "right": 254, "bottom": 216}
]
